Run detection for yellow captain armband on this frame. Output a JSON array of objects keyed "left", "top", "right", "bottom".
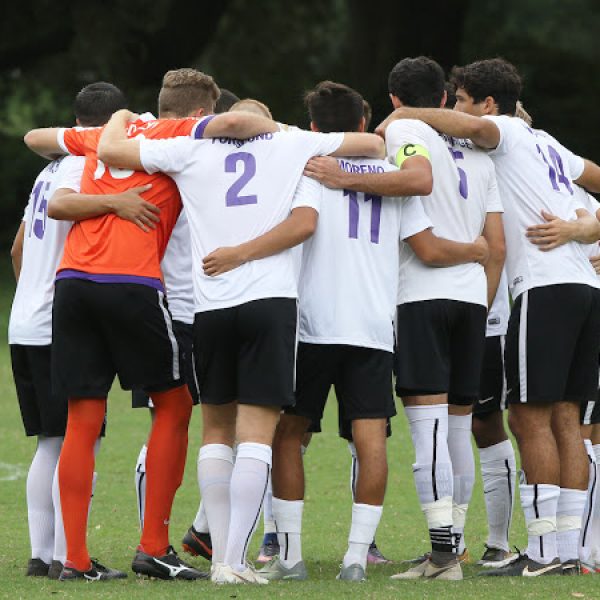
[{"left": 395, "top": 144, "right": 430, "bottom": 167}]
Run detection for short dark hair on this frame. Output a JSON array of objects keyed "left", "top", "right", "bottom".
[
  {"left": 158, "top": 68, "right": 220, "bottom": 117},
  {"left": 73, "top": 82, "right": 128, "bottom": 127},
  {"left": 215, "top": 88, "right": 240, "bottom": 114},
  {"left": 450, "top": 58, "right": 523, "bottom": 115},
  {"left": 388, "top": 57, "right": 445, "bottom": 108},
  {"left": 304, "top": 81, "right": 364, "bottom": 133},
  {"left": 363, "top": 100, "right": 372, "bottom": 130}
]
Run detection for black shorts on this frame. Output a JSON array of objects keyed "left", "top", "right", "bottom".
[
  {"left": 505, "top": 284, "right": 600, "bottom": 405},
  {"left": 132, "top": 320, "right": 199, "bottom": 408},
  {"left": 11, "top": 344, "right": 67, "bottom": 437},
  {"left": 194, "top": 298, "right": 297, "bottom": 407},
  {"left": 474, "top": 335, "right": 506, "bottom": 418},
  {"left": 287, "top": 343, "right": 396, "bottom": 423},
  {"left": 395, "top": 300, "right": 487, "bottom": 405},
  {"left": 52, "top": 279, "right": 182, "bottom": 398},
  {"left": 338, "top": 414, "right": 393, "bottom": 441}
]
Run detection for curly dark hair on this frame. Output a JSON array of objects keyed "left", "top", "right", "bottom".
[
  {"left": 450, "top": 58, "right": 522, "bottom": 115},
  {"left": 388, "top": 56, "right": 445, "bottom": 108},
  {"left": 305, "top": 81, "right": 364, "bottom": 133}
]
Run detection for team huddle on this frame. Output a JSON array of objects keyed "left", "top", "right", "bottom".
[{"left": 9, "top": 55, "right": 600, "bottom": 584}]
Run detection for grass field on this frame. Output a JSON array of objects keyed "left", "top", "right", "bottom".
[{"left": 0, "top": 263, "right": 597, "bottom": 599}]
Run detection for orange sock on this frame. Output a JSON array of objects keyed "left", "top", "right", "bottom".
[
  {"left": 140, "top": 385, "right": 192, "bottom": 556},
  {"left": 59, "top": 398, "right": 106, "bottom": 572}
]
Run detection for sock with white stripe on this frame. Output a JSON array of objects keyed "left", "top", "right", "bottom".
[
  {"left": 520, "top": 482, "right": 560, "bottom": 564},
  {"left": 224, "top": 443, "right": 271, "bottom": 572},
  {"left": 557, "top": 487, "right": 587, "bottom": 562},
  {"left": 579, "top": 441, "right": 598, "bottom": 564},
  {"left": 479, "top": 440, "right": 516, "bottom": 552},
  {"left": 343, "top": 503, "right": 383, "bottom": 569},
  {"left": 272, "top": 497, "right": 303, "bottom": 568},
  {"left": 405, "top": 404, "right": 454, "bottom": 562},
  {"left": 591, "top": 444, "right": 600, "bottom": 564},
  {"left": 198, "top": 444, "right": 234, "bottom": 564},
  {"left": 448, "top": 414, "right": 475, "bottom": 555},
  {"left": 348, "top": 442, "right": 358, "bottom": 500},
  {"left": 27, "top": 436, "right": 63, "bottom": 564},
  {"left": 263, "top": 473, "right": 276, "bottom": 535},
  {"left": 192, "top": 500, "right": 209, "bottom": 534},
  {"left": 134, "top": 444, "right": 147, "bottom": 529}
]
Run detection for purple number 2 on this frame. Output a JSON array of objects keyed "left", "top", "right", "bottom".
[
  {"left": 225, "top": 152, "right": 258, "bottom": 206},
  {"left": 344, "top": 190, "right": 382, "bottom": 244}
]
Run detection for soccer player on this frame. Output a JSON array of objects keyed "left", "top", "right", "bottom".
[
  {"left": 9, "top": 82, "right": 143, "bottom": 580},
  {"left": 215, "top": 88, "right": 240, "bottom": 113},
  {"left": 23, "top": 72, "right": 276, "bottom": 582},
  {"left": 305, "top": 58, "right": 504, "bottom": 581},
  {"left": 380, "top": 57, "right": 600, "bottom": 577},
  {"left": 97, "top": 106, "right": 385, "bottom": 584}
]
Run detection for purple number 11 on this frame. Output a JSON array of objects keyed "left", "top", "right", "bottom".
[{"left": 344, "top": 190, "right": 382, "bottom": 244}]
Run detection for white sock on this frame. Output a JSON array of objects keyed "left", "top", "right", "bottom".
[
  {"left": 405, "top": 404, "right": 454, "bottom": 556},
  {"left": 27, "top": 436, "right": 62, "bottom": 564},
  {"left": 193, "top": 500, "right": 209, "bottom": 534},
  {"left": 520, "top": 482, "right": 560, "bottom": 564},
  {"left": 343, "top": 503, "right": 383, "bottom": 569},
  {"left": 134, "top": 444, "right": 147, "bottom": 529},
  {"left": 479, "top": 440, "right": 516, "bottom": 552},
  {"left": 348, "top": 442, "right": 358, "bottom": 501},
  {"left": 198, "top": 444, "right": 234, "bottom": 564},
  {"left": 448, "top": 414, "right": 474, "bottom": 554},
  {"left": 557, "top": 487, "right": 586, "bottom": 562},
  {"left": 224, "top": 442, "right": 271, "bottom": 572},
  {"left": 579, "top": 442, "right": 598, "bottom": 563},
  {"left": 591, "top": 444, "right": 600, "bottom": 563},
  {"left": 272, "top": 497, "right": 304, "bottom": 568},
  {"left": 263, "top": 473, "right": 276, "bottom": 535}
]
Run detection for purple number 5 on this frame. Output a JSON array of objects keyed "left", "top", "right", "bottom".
[{"left": 225, "top": 152, "right": 258, "bottom": 206}]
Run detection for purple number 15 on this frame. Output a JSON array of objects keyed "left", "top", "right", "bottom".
[
  {"left": 344, "top": 190, "right": 382, "bottom": 244},
  {"left": 225, "top": 152, "right": 258, "bottom": 206}
]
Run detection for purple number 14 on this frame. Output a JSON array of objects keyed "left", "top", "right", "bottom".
[{"left": 344, "top": 190, "right": 382, "bottom": 244}]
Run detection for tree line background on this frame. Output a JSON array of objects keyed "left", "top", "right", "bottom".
[{"left": 1, "top": 0, "right": 599, "bottom": 248}]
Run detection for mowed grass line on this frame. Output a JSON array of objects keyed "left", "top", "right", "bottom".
[{"left": 0, "top": 265, "right": 597, "bottom": 598}]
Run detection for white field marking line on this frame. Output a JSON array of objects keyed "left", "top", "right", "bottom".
[{"left": 0, "top": 462, "right": 27, "bottom": 481}]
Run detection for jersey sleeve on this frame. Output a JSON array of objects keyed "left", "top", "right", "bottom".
[
  {"left": 291, "top": 176, "right": 321, "bottom": 213},
  {"left": 482, "top": 115, "right": 516, "bottom": 156},
  {"left": 485, "top": 166, "right": 504, "bottom": 213},
  {"left": 385, "top": 120, "right": 432, "bottom": 168},
  {"left": 560, "top": 144, "right": 585, "bottom": 181},
  {"left": 57, "top": 127, "right": 98, "bottom": 156},
  {"left": 399, "top": 196, "right": 433, "bottom": 240},
  {"left": 296, "top": 130, "right": 344, "bottom": 157},
  {"left": 140, "top": 137, "right": 195, "bottom": 174},
  {"left": 55, "top": 156, "right": 86, "bottom": 193}
]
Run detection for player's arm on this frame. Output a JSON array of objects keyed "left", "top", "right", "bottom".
[
  {"left": 203, "top": 207, "right": 317, "bottom": 276},
  {"left": 200, "top": 112, "right": 279, "bottom": 138},
  {"left": 406, "top": 229, "right": 489, "bottom": 267},
  {"left": 10, "top": 222, "right": 25, "bottom": 281},
  {"left": 481, "top": 213, "right": 506, "bottom": 308},
  {"left": 329, "top": 133, "right": 385, "bottom": 159},
  {"left": 376, "top": 108, "right": 501, "bottom": 150},
  {"left": 48, "top": 185, "right": 160, "bottom": 232},
  {"left": 97, "top": 110, "right": 143, "bottom": 170},
  {"left": 526, "top": 208, "right": 600, "bottom": 251},
  {"left": 23, "top": 128, "right": 65, "bottom": 159},
  {"left": 574, "top": 159, "right": 600, "bottom": 194}
]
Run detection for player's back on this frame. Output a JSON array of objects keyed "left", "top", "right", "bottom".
[
  {"left": 57, "top": 117, "right": 199, "bottom": 281},
  {"left": 140, "top": 129, "right": 343, "bottom": 311},
  {"left": 9, "top": 156, "right": 82, "bottom": 344}
]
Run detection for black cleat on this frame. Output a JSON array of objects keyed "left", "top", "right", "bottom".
[
  {"left": 479, "top": 553, "right": 562, "bottom": 577},
  {"left": 27, "top": 558, "right": 50, "bottom": 577},
  {"left": 182, "top": 525, "right": 213, "bottom": 561},
  {"left": 562, "top": 559, "right": 582, "bottom": 575},
  {"left": 47, "top": 560, "right": 64, "bottom": 580},
  {"left": 59, "top": 558, "right": 127, "bottom": 581},
  {"left": 132, "top": 545, "right": 209, "bottom": 580}
]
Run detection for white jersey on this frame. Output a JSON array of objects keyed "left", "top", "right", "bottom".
[
  {"left": 161, "top": 210, "right": 193, "bottom": 324},
  {"left": 8, "top": 156, "right": 84, "bottom": 345},
  {"left": 386, "top": 121, "right": 500, "bottom": 307},
  {"left": 140, "top": 129, "right": 343, "bottom": 312},
  {"left": 573, "top": 185, "right": 600, "bottom": 263},
  {"left": 296, "top": 159, "right": 432, "bottom": 352},
  {"left": 484, "top": 115, "right": 599, "bottom": 298},
  {"left": 486, "top": 269, "right": 510, "bottom": 337}
]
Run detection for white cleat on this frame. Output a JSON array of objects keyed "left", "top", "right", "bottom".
[
  {"left": 391, "top": 558, "right": 462, "bottom": 580},
  {"left": 212, "top": 564, "right": 268, "bottom": 585}
]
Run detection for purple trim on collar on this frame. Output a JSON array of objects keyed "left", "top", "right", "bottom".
[
  {"left": 193, "top": 115, "right": 216, "bottom": 139},
  {"left": 56, "top": 269, "right": 164, "bottom": 292}
]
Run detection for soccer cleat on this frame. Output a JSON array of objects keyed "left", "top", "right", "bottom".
[
  {"left": 580, "top": 562, "right": 596, "bottom": 575},
  {"left": 258, "top": 558, "right": 308, "bottom": 581},
  {"left": 562, "top": 559, "right": 581, "bottom": 575},
  {"left": 182, "top": 525, "right": 213, "bottom": 561},
  {"left": 337, "top": 563, "right": 366, "bottom": 582},
  {"left": 27, "top": 558, "right": 50, "bottom": 577},
  {"left": 132, "top": 545, "right": 208, "bottom": 580},
  {"left": 391, "top": 557, "right": 462, "bottom": 580},
  {"left": 212, "top": 564, "right": 268, "bottom": 584},
  {"left": 47, "top": 560, "right": 64, "bottom": 580},
  {"left": 256, "top": 533, "right": 280, "bottom": 564},
  {"left": 479, "top": 554, "right": 562, "bottom": 577},
  {"left": 477, "top": 546, "right": 519, "bottom": 568},
  {"left": 59, "top": 559, "right": 127, "bottom": 581},
  {"left": 367, "top": 541, "right": 392, "bottom": 564}
]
